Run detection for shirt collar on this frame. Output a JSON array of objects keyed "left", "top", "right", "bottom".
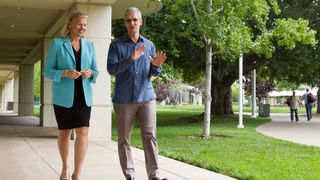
[{"left": 121, "top": 33, "right": 145, "bottom": 43}]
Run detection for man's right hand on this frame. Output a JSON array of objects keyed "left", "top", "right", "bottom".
[{"left": 131, "top": 45, "right": 145, "bottom": 61}]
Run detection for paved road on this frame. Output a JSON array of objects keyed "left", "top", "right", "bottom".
[{"left": 257, "top": 113, "right": 320, "bottom": 147}]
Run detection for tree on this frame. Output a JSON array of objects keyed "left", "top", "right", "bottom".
[
  {"left": 264, "top": 0, "right": 320, "bottom": 112},
  {"left": 189, "top": 0, "right": 213, "bottom": 137},
  {"left": 153, "top": 63, "right": 184, "bottom": 105},
  {"left": 141, "top": 0, "right": 317, "bottom": 117},
  {"left": 154, "top": 81, "right": 182, "bottom": 105},
  {"left": 273, "top": 80, "right": 300, "bottom": 92},
  {"left": 243, "top": 79, "right": 275, "bottom": 103},
  {"left": 113, "top": 1, "right": 317, "bottom": 137}
]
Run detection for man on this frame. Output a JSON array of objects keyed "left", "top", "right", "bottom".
[
  {"left": 107, "top": 7, "right": 167, "bottom": 180},
  {"left": 288, "top": 91, "right": 299, "bottom": 122},
  {"left": 303, "top": 88, "right": 314, "bottom": 121}
]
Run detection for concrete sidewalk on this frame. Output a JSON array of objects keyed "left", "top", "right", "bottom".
[
  {"left": 0, "top": 112, "right": 235, "bottom": 180},
  {"left": 257, "top": 113, "right": 320, "bottom": 147}
]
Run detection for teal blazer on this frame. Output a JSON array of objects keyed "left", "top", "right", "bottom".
[{"left": 43, "top": 36, "right": 99, "bottom": 108}]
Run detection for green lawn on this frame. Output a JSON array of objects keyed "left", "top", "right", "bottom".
[
  {"left": 232, "top": 104, "right": 316, "bottom": 114},
  {"left": 111, "top": 105, "right": 320, "bottom": 180},
  {"left": 34, "top": 105, "right": 40, "bottom": 117},
  {"left": 34, "top": 104, "right": 314, "bottom": 116}
]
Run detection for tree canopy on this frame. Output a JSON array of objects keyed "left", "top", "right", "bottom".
[
  {"left": 266, "top": 0, "right": 320, "bottom": 86},
  {"left": 115, "top": 0, "right": 318, "bottom": 115}
]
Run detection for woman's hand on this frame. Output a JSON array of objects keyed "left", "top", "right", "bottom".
[
  {"left": 80, "top": 69, "right": 93, "bottom": 78},
  {"left": 62, "top": 70, "right": 81, "bottom": 79}
]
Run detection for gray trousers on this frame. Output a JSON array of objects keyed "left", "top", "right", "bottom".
[{"left": 114, "top": 100, "right": 159, "bottom": 179}]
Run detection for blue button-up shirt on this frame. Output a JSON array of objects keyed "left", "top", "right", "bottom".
[{"left": 107, "top": 34, "right": 162, "bottom": 104}]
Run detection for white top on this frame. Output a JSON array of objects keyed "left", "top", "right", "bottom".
[{"left": 290, "top": 96, "right": 299, "bottom": 109}]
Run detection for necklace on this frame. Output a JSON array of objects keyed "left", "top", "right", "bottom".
[
  {"left": 71, "top": 40, "right": 79, "bottom": 45},
  {"left": 71, "top": 39, "right": 80, "bottom": 51}
]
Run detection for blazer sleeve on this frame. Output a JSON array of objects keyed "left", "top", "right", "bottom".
[
  {"left": 89, "top": 42, "right": 99, "bottom": 83},
  {"left": 42, "top": 39, "right": 64, "bottom": 82}
]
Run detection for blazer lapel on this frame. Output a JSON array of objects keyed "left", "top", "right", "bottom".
[
  {"left": 80, "top": 37, "right": 86, "bottom": 70},
  {"left": 63, "top": 36, "right": 75, "bottom": 62}
]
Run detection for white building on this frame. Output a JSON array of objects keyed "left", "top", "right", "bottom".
[{"left": 268, "top": 88, "right": 318, "bottom": 105}]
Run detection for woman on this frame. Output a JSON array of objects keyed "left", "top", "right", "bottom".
[{"left": 43, "top": 11, "right": 98, "bottom": 180}]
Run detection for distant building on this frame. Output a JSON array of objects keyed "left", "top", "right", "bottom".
[{"left": 268, "top": 88, "right": 317, "bottom": 106}]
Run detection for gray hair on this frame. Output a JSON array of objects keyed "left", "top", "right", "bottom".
[
  {"left": 61, "top": 11, "right": 88, "bottom": 37},
  {"left": 124, "top": 7, "right": 142, "bottom": 19}
]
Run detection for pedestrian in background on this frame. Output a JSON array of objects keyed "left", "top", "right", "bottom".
[
  {"left": 287, "top": 91, "right": 300, "bottom": 122},
  {"left": 303, "top": 88, "right": 316, "bottom": 121}
]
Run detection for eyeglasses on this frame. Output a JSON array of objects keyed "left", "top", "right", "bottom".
[{"left": 125, "top": 18, "right": 140, "bottom": 23}]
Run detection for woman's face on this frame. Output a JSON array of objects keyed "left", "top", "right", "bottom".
[{"left": 69, "top": 16, "right": 87, "bottom": 37}]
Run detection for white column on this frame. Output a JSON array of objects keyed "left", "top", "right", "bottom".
[
  {"left": 40, "top": 38, "right": 57, "bottom": 127},
  {"left": 76, "top": 4, "right": 112, "bottom": 140},
  {"left": 13, "top": 71, "right": 19, "bottom": 113},
  {"left": 251, "top": 69, "right": 257, "bottom": 118},
  {"left": 18, "top": 64, "right": 34, "bottom": 116},
  {"left": 198, "top": 93, "right": 202, "bottom": 106},
  {"left": 2, "top": 82, "right": 7, "bottom": 110},
  {"left": 194, "top": 94, "right": 201, "bottom": 106},
  {"left": 0, "top": 85, "right": 4, "bottom": 110},
  {"left": 5, "top": 78, "right": 14, "bottom": 110},
  {"left": 192, "top": 94, "right": 197, "bottom": 105},
  {"left": 238, "top": 56, "right": 244, "bottom": 128}
]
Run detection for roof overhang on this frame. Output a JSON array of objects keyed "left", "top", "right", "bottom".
[{"left": 0, "top": 0, "right": 162, "bottom": 84}]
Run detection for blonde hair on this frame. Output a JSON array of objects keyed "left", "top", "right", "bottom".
[{"left": 61, "top": 11, "right": 88, "bottom": 37}]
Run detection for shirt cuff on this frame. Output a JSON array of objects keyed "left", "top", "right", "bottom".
[{"left": 152, "top": 64, "right": 160, "bottom": 69}]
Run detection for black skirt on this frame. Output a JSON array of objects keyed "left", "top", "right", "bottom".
[
  {"left": 53, "top": 43, "right": 91, "bottom": 130},
  {"left": 53, "top": 98, "right": 91, "bottom": 130}
]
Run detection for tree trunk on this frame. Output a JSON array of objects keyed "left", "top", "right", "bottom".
[
  {"left": 208, "top": 54, "right": 263, "bottom": 116},
  {"left": 211, "top": 82, "right": 233, "bottom": 115},
  {"left": 201, "top": 0, "right": 213, "bottom": 137},
  {"left": 202, "top": 40, "right": 212, "bottom": 137},
  {"left": 317, "top": 85, "right": 320, "bottom": 114}
]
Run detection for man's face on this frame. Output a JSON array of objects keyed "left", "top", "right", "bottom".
[{"left": 125, "top": 12, "right": 142, "bottom": 34}]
